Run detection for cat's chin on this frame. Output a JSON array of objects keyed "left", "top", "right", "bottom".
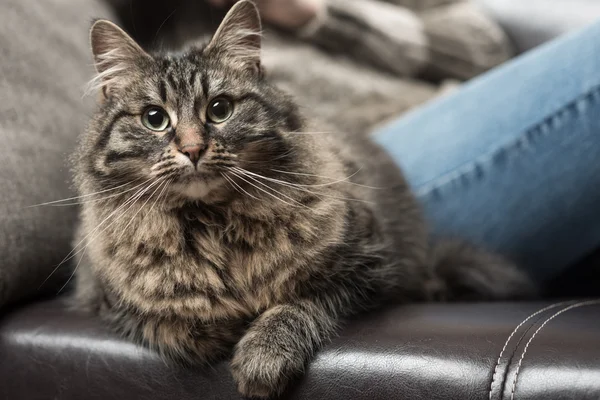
[{"left": 172, "top": 174, "right": 228, "bottom": 203}]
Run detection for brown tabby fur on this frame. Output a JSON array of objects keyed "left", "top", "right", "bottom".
[{"left": 72, "top": 2, "right": 533, "bottom": 397}]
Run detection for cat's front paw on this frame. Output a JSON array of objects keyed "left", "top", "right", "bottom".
[
  {"left": 231, "top": 303, "right": 333, "bottom": 398},
  {"left": 230, "top": 340, "right": 299, "bottom": 399}
]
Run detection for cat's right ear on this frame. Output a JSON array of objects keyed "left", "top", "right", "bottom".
[{"left": 89, "top": 20, "right": 151, "bottom": 99}]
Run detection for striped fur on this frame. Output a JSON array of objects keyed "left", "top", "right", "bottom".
[{"left": 72, "top": 2, "right": 533, "bottom": 398}]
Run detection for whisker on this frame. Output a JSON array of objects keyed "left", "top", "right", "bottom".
[
  {"left": 228, "top": 170, "right": 302, "bottom": 209},
  {"left": 148, "top": 178, "right": 172, "bottom": 217},
  {"left": 153, "top": 7, "right": 178, "bottom": 44},
  {"left": 46, "top": 177, "right": 159, "bottom": 207},
  {"left": 270, "top": 149, "right": 296, "bottom": 162},
  {"left": 57, "top": 246, "right": 87, "bottom": 295},
  {"left": 235, "top": 167, "right": 364, "bottom": 189},
  {"left": 203, "top": 162, "right": 236, "bottom": 168},
  {"left": 152, "top": 161, "right": 178, "bottom": 171},
  {"left": 282, "top": 131, "right": 333, "bottom": 135},
  {"left": 234, "top": 167, "right": 373, "bottom": 205},
  {"left": 221, "top": 173, "right": 258, "bottom": 200},
  {"left": 26, "top": 178, "right": 150, "bottom": 208},
  {"left": 271, "top": 168, "right": 386, "bottom": 190},
  {"left": 39, "top": 179, "right": 162, "bottom": 289},
  {"left": 231, "top": 167, "right": 310, "bottom": 205},
  {"left": 235, "top": 170, "right": 306, "bottom": 207},
  {"left": 65, "top": 178, "right": 164, "bottom": 264},
  {"left": 155, "top": 167, "right": 184, "bottom": 179},
  {"left": 116, "top": 179, "right": 169, "bottom": 242}
]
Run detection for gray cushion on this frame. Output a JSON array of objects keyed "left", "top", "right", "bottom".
[{"left": 0, "top": 0, "right": 114, "bottom": 307}]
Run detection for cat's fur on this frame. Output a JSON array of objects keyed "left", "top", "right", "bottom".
[{"left": 73, "top": 2, "right": 533, "bottom": 397}]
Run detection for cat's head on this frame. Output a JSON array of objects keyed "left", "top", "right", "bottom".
[{"left": 77, "top": 1, "right": 316, "bottom": 205}]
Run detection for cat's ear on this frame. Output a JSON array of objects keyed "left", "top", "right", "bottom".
[
  {"left": 89, "top": 20, "right": 151, "bottom": 98},
  {"left": 206, "top": 0, "right": 263, "bottom": 74}
]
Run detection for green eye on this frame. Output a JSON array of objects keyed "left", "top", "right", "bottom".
[
  {"left": 142, "top": 107, "right": 170, "bottom": 131},
  {"left": 207, "top": 98, "right": 233, "bottom": 123}
]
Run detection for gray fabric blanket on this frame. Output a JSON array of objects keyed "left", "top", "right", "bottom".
[{"left": 305, "top": 0, "right": 513, "bottom": 80}]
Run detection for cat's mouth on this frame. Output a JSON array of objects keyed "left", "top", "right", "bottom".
[
  {"left": 180, "top": 164, "right": 222, "bottom": 180},
  {"left": 172, "top": 173, "right": 228, "bottom": 201},
  {"left": 178, "top": 171, "right": 214, "bottom": 182}
]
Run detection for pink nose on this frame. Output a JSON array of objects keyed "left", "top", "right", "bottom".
[{"left": 178, "top": 144, "right": 207, "bottom": 166}]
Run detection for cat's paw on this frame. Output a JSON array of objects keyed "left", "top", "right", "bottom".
[
  {"left": 231, "top": 303, "right": 330, "bottom": 398},
  {"left": 230, "top": 339, "right": 299, "bottom": 399}
]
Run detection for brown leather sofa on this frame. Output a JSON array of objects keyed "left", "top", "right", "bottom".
[{"left": 1, "top": 1, "right": 600, "bottom": 399}]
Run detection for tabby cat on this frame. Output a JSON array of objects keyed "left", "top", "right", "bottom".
[{"left": 73, "top": 1, "right": 533, "bottom": 397}]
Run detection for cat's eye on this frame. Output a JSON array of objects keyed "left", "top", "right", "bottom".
[
  {"left": 142, "top": 107, "right": 170, "bottom": 131},
  {"left": 206, "top": 98, "right": 233, "bottom": 124}
]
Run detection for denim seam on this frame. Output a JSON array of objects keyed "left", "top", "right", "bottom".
[{"left": 415, "top": 85, "right": 600, "bottom": 198}]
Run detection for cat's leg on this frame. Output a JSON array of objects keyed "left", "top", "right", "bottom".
[{"left": 231, "top": 300, "right": 337, "bottom": 398}]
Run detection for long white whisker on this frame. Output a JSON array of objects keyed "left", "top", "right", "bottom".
[
  {"left": 282, "top": 131, "right": 333, "bottom": 135},
  {"left": 270, "top": 168, "right": 384, "bottom": 189},
  {"left": 240, "top": 173, "right": 309, "bottom": 208},
  {"left": 235, "top": 167, "right": 364, "bottom": 189},
  {"left": 63, "top": 178, "right": 163, "bottom": 264},
  {"left": 231, "top": 168, "right": 311, "bottom": 208},
  {"left": 292, "top": 184, "right": 374, "bottom": 204},
  {"left": 71, "top": 180, "right": 160, "bottom": 255},
  {"left": 116, "top": 179, "right": 168, "bottom": 242},
  {"left": 235, "top": 168, "right": 373, "bottom": 204},
  {"left": 26, "top": 178, "right": 152, "bottom": 208},
  {"left": 46, "top": 178, "right": 158, "bottom": 207},
  {"left": 39, "top": 179, "right": 161, "bottom": 289},
  {"left": 228, "top": 170, "right": 301, "bottom": 208},
  {"left": 57, "top": 246, "right": 87, "bottom": 294},
  {"left": 221, "top": 173, "right": 258, "bottom": 200},
  {"left": 146, "top": 178, "right": 172, "bottom": 219}
]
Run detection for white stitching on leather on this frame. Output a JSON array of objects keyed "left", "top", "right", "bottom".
[
  {"left": 487, "top": 301, "right": 573, "bottom": 400},
  {"left": 509, "top": 299, "right": 600, "bottom": 400}
]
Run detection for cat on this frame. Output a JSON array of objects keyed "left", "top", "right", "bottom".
[{"left": 72, "top": 1, "right": 533, "bottom": 397}]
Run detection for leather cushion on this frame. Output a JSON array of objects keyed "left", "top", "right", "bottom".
[{"left": 1, "top": 299, "right": 599, "bottom": 399}]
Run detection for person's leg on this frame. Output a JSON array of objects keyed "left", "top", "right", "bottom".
[{"left": 374, "top": 21, "right": 600, "bottom": 282}]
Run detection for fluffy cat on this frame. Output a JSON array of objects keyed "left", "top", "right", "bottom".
[{"left": 73, "top": 1, "right": 533, "bottom": 397}]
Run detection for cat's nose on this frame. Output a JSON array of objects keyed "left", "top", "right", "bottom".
[{"left": 178, "top": 144, "right": 207, "bottom": 166}]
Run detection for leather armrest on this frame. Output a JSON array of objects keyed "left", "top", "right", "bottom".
[
  {"left": 1, "top": 299, "right": 599, "bottom": 399},
  {"left": 474, "top": 0, "right": 600, "bottom": 53}
]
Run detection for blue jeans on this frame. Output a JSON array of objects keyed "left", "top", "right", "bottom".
[{"left": 374, "top": 21, "right": 600, "bottom": 282}]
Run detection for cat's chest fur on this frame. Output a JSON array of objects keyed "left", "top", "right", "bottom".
[{"left": 89, "top": 199, "right": 344, "bottom": 321}]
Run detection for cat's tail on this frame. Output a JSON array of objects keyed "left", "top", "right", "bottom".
[{"left": 428, "top": 239, "right": 537, "bottom": 301}]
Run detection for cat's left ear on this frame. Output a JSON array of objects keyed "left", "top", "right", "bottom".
[{"left": 206, "top": 0, "right": 263, "bottom": 75}]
